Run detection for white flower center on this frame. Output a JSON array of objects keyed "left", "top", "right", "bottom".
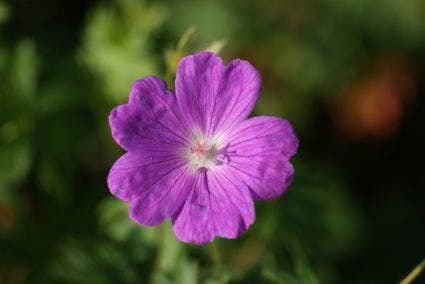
[{"left": 186, "top": 133, "right": 226, "bottom": 171}]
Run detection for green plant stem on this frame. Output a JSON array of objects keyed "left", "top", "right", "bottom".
[
  {"left": 400, "top": 257, "right": 425, "bottom": 284},
  {"left": 210, "top": 242, "right": 223, "bottom": 283}
]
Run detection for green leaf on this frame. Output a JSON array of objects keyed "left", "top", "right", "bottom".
[
  {"left": 0, "top": 2, "right": 10, "bottom": 24},
  {"left": 9, "top": 39, "right": 38, "bottom": 99},
  {"left": 0, "top": 137, "right": 32, "bottom": 196}
]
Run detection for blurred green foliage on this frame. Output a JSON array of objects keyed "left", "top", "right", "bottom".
[
  {"left": 1, "top": 0, "right": 425, "bottom": 283},
  {"left": 79, "top": 0, "right": 166, "bottom": 101}
]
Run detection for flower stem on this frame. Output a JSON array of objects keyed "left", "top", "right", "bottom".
[
  {"left": 210, "top": 242, "right": 223, "bottom": 283},
  {"left": 400, "top": 257, "right": 425, "bottom": 284}
]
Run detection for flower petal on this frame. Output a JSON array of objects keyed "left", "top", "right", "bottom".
[
  {"left": 175, "top": 52, "right": 261, "bottom": 136},
  {"left": 109, "top": 76, "right": 188, "bottom": 152},
  {"left": 129, "top": 168, "right": 194, "bottom": 226},
  {"left": 171, "top": 170, "right": 255, "bottom": 244},
  {"left": 107, "top": 150, "right": 187, "bottom": 203},
  {"left": 225, "top": 116, "right": 299, "bottom": 200}
]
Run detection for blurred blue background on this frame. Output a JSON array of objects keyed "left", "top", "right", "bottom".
[{"left": 1, "top": 0, "right": 425, "bottom": 283}]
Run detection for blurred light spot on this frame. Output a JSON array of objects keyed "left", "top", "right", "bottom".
[{"left": 332, "top": 57, "right": 416, "bottom": 139}]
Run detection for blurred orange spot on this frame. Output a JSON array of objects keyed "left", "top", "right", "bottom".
[
  {"left": 333, "top": 57, "right": 416, "bottom": 139},
  {"left": 0, "top": 203, "right": 16, "bottom": 229}
]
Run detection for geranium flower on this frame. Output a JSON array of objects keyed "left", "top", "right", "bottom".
[{"left": 107, "top": 51, "right": 298, "bottom": 244}]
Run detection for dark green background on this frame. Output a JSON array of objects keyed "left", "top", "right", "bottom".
[{"left": 1, "top": 0, "right": 424, "bottom": 283}]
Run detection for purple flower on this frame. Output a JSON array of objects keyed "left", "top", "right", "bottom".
[{"left": 107, "top": 51, "right": 298, "bottom": 244}]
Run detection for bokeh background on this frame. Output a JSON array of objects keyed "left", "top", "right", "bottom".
[{"left": 1, "top": 0, "right": 425, "bottom": 283}]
